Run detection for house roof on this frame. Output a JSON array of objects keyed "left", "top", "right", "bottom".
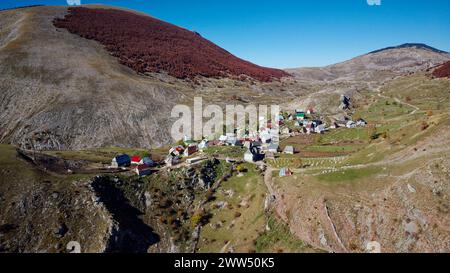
[
  {"left": 131, "top": 156, "right": 141, "bottom": 162},
  {"left": 141, "top": 157, "right": 154, "bottom": 164},
  {"left": 114, "top": 154, "right": 130, "bottom": 162}
]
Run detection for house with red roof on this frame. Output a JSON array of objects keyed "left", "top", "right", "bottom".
[{"left": 131, "top": 156, "right": 142, "bottom": 165}]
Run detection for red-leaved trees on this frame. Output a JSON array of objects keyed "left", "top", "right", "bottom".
[{"left": 53, "top": 7, "right": 290, "bottom": 82}]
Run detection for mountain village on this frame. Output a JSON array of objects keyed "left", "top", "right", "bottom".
[{"left": 110, "top": 96, "right": 367, "bottom": 178}]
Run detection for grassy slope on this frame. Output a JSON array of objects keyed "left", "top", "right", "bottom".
[
  {"left": 197, "top": 163, "right": 318, "bottom": 253},
  {"left": 0, "top": 144, "right": 111, "bottom": 253},
  {"left": 270, "top": 74, "right": 450, "bottom": 252}
]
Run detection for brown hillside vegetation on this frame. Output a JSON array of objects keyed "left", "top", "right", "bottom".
[
  {"left": 433, "top": 61, "right": 450, "bottom": 78},
  {"left": 53, "top": 7, "right": 289, "bottom": 82}
]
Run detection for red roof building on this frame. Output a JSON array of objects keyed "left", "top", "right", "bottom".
[{"left": 131, "top": 156, "right": 142, "bottom": 165}]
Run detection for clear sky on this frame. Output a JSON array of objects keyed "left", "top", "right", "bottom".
[{"left": 1, "top": 0, "right": 450, "bottom": 68}]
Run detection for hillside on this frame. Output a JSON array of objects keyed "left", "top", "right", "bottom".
[
  {"left": 1, "top": 5, "right": 449, "bottom": 151},
  {"left": 433, "top": 61, "right": 450, "bottom": 78},
  {"left": 0, "top": 5, "right": 294, "bottom": 151},
  {"left": 53, "top": 7, "right": 288, "bottom": 82},
  {"left": 0, "top": 4, "right": 449, "bottom": 254},
  {"left": 287, "top": 43, "right": 450, "bottom": 83},
  {"left": 271, "top": 74, "right": 450, "bottom": 252}
]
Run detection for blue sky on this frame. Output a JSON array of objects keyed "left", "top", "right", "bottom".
[{"left": 1, "top": 0, "right": 449, "bottom": 68}]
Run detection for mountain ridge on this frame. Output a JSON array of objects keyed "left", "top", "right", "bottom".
[{"left": 369, "top": 43, "right": 448, "bottom": 55}]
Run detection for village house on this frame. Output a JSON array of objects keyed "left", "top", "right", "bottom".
[
  {"left": 219, "top": 135, "right": 228, "bottom": 142},
  {"left": 346, "top": 120, "right": 357, "bottom": 129},
  {"left": 315, "top": 124, "right": 326, "bottom": 134},
  {"left": 184, "top": 144, "right": 199, "bottom": 157},
  {"left": 295, "top": 109, "right": 306, "bottom": 120},
  {"left": 165, "top": 155, "right": 180, "bottom": 167},
  {"left": 312, "top": 120, "right": 323, "bottom": 127},
  {"left": 267, "top": 143, "right": 279, "bottom": 153},
  {"left": 232, "top": 139, "right": 244, "bottom": 147},
  {"left": 244, "top": 141, "right": 265, "bottom": 163},
  {"left": 278, "top": 114, "right": 285, "bottom": 126},
  {"left": 135, "top": 164, "right": 152, "bottom": 177},
  {"left": 111, "top": 154, "right": 131, "bottom": 168},
  {"left": 356, "top": 118, "right": 368, "bottom": 127},
  {"left": 198, "top": 139, "right": 209, "bottom": 151},
  {"left": 131, "top": 155, "right": 142, "bottom": 165},
  {"left": 183, "top": 135, "right": 195, "bottom": 145},
  {"left": 140, "top": 156, "right": 156, "bottom": 167},
  {"left": 169, "top": 145, "right": 185, "bottom": 156},
  {"left": 283, "top": 146, "right": 294, "bottom": 155},
  {"left": 305, "top": 122, "right": 314, "bottom": 134},
  {"left": 260, "top": 130, "right": 272, "bottom": 144},
  {"left": 244, "top": 149, "right": 254, "bottom": 163}
]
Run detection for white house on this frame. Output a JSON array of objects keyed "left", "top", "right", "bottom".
[
  {"left": 283, "top": 146, "right": 294, "bottom": 155},
  {"left": 198, "top": 140, "right": 209, "bottom": 150},
  {"left": 315, "top": 124, "right": 326, "bottom": 134},
  {"left": 267, "top": 143, "right": 279, "bottom": 153},
  {"left": 244, "top": 150, "right": 254, "bottom": 163},
  {"left": 346, "top": 120, "right": 356, "bottom": 129},
  {"left": 165, "top": 155, "right": 180, "bottom": 167},
  {"left": 356, "top": 119, "right": 367, "bottom": 127}
]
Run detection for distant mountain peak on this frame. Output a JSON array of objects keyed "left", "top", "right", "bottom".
[{"left": 369, "top": 43, "right": 448, "bottom": 55}]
